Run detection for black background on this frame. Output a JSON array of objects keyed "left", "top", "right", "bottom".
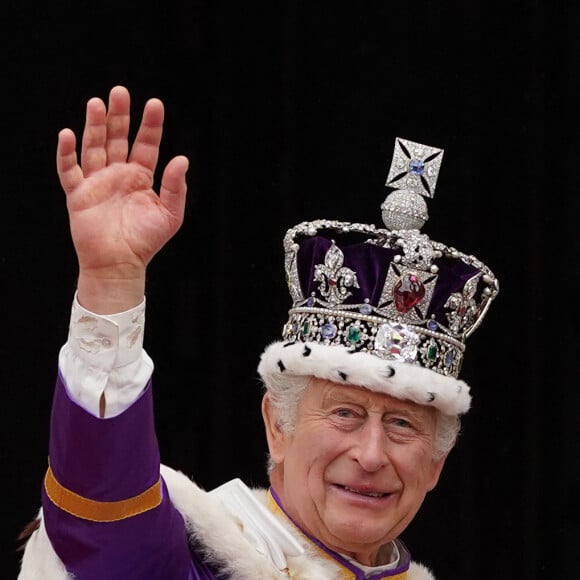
[{"left": 2, "top": 1, "right": 578, "bottom": 578}]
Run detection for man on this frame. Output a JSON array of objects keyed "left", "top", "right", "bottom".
[{"left": 18, "top": 86, "right": 498, "bottom": 579}]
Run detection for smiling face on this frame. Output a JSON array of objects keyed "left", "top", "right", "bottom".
[{"left": 262, "top": 377, "right": 447, "bottom": 566}]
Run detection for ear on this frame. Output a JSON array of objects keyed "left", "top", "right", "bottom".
[
  {"left": 261, "top": 393, "right": 289, "bottom": 464},
  {"left": 426, "top": 453, "right": 448, "bottom": 491}
]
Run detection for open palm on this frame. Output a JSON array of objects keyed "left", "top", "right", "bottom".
[{"left": 57, "top": 86, "right": 188, "bottom": 277}]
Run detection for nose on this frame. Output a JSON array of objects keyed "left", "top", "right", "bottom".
[{"left": 352, "top": 417, "right": 388, "bottom": 473}]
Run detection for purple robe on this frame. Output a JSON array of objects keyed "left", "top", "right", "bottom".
[
  {"left": 40, "top": 373, "right": 415, "bottom": 579},
  {"left": 42, "top": 373, "right": 212, "bottom": 579}
]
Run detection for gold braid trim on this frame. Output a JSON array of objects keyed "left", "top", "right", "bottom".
[{"left": 44, "top": 466, "right": 162, "bottom": 522}]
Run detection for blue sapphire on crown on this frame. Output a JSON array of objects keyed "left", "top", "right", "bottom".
[{"left": 409, "top": 159, "right": 425, "bottom": 175}]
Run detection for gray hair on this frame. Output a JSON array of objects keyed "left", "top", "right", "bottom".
[{"left": 263, "top": 374, "right": 461, "bottom": 473}]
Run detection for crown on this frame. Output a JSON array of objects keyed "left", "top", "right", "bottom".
[
  {"left": 258, "top": 138, "right": 499, "bottom": 415},
  {"left": 280, "top": 137, "right": 499, "bottom": 379}
]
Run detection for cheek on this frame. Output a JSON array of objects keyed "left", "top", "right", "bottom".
[
  {"left": 392, "top": 447, "right": 436, "bottom": 486},
  {"left": 290, "top": 428, "right": 345, "bottom": 472}
]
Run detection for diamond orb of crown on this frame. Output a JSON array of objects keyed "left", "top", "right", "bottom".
[{"left": 381, "top": 190, "right": 428, "bottom": 231}]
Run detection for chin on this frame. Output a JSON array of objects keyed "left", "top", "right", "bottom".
[{"left": 325, "top": 519, "right": 393, "bottom": 551}]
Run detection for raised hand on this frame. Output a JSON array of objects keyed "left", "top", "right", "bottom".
[{"left": 57, "top": 86, "right": 189, "bottom": 313}]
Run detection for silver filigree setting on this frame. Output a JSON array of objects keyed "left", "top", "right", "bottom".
[{"left": 395, "top": 230, "right": 439, "bottom": 269}]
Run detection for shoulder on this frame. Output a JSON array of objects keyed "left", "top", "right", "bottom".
[{"left": 161, "top": 467, "right": 290, "bottom": 578}]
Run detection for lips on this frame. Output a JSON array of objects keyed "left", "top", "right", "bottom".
[{"left": 340, "top": 485, "right": 389, "bottom": 498}]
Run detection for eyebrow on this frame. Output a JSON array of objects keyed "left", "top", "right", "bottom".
[
  {"left": 323, "top": 388, "right": 372, "bottom": 406},
  {"left": 323, "top": 387, "right": 432, "bottom": 423}
]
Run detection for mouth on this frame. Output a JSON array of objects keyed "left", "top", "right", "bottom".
[{"left": 337, "top": 485, "right": 390, "bottom": 499}]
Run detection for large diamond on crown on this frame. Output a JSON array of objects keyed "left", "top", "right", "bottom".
[{"left": 375, "top": 322, "right": 420, "bottom": 363}]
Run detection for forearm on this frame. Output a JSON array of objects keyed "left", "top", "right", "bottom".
[
  {"left": 43, "top": 375, "right": 193, "bottom": 579},
  {"left": 43, "top": 297, "right": 194, "bottom": 578}
]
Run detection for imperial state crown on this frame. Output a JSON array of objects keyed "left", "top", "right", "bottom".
[{"left": 258, "top": 138, "right": 499, "bottom": 416}]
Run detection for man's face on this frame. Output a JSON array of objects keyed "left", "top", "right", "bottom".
[{"left": 263, "top": 378, "right": 446, "bottom": 565}]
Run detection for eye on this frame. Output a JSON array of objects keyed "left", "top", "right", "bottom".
[
  {"left": 331, "top": 406, "right": 365, "bottom": 422},
  {"left": 385, "top": 416, "right": 415, "bottom": 434},
  {"left": 335, "top": 408, "right": 356, "bottom": 418},
  {"left": 329, "top": 407, "right": 364, "bottom": 431}
]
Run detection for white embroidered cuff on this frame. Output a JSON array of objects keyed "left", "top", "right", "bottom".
[{"left": 68, "top": 293, "right": 146, "bottom": 371}]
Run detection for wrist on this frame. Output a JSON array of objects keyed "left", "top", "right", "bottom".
[{"left": 76, "top": 268, "right": 146, "bottom": 314}]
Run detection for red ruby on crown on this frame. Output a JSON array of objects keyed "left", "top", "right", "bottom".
[{"left": 393, "top": 273, "right": 426, "bottom": 313}]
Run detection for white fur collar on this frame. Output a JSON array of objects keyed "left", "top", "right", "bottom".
[{"left": 18, "top": 465, "right": 436, "bottom": 580}]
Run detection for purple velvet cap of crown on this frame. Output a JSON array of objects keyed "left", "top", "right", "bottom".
[{"left": 297, "top": 235, "right": 482, "bottom": 330}]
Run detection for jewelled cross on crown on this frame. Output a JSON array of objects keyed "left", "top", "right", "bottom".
[
  {"left": 381, "top": 138, "right": 444, "bottom": 231},
  {"left": 385, "top": 137, "right": 444, "bottom": 198}
]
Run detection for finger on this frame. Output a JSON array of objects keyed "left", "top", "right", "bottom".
[
  {"left": 105, "top": 85, "right": 131, "bottom": 164},
  {"left": 80, "top": 96, "right": 108, "bottom": 176},
  {"left": 159, "top": 155, "right": 189, "bottom": 226},
  {"left": 56, "top": 128, "right": 84, "bottom": 195},
  {"left": 128, "top": 97, "right": 164, "bottom": 174}
]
